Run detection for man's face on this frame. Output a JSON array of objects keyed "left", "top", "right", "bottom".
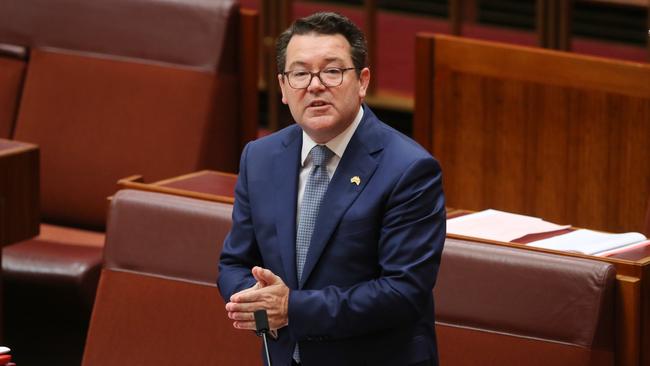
[{"left": 278, "top": 33, "right": 370, "bottom": 144}]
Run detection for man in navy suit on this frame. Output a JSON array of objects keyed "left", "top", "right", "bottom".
[{"left": 218, "top": 12, "right": 445, "bottom": 366}]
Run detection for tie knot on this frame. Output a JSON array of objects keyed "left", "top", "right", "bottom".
[{"left": 310, "top": 145, "right": 333, "bottom": 167}]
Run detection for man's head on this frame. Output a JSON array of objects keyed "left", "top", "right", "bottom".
[
  {"left": 276, "top": 12, "right": 368, "bottom": 76},
  {"left": 276, "top": 12, "right": 370, "bottom": 144}
]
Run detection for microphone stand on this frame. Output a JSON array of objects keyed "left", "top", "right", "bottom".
[{"left": 254, "top": 309, "right": 273, "bottom": 366}]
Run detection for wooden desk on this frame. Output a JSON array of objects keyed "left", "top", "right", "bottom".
[
  {"left": 0, "top": 138, "right": 39, "bottom": 246},
  {"left": 117, "top": 170, "right": 237, "bottom": 204},
  {"left": 120, "top": 170, "right": 650, "bottom": 366}
]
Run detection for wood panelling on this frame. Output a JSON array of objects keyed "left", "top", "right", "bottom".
[
  {"left": 433, "top": 37, "right": 649, "bottom": 97},
  {"left": 416, "top": 34, "right": 650, "bottom": 233}
]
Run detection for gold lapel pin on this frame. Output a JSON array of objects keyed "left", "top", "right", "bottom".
[{"left": 350, "top": 176, "right": 361, "bottom": 186}]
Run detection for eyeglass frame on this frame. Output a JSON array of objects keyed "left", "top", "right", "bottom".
[{"left": 281, "top": 67, "right": 358, "bottom": 89}]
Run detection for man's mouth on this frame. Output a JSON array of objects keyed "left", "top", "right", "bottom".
[{"left": 308, "top": 100, "right": 329, "bottom": 108}]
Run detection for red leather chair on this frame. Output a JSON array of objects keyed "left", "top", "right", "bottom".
[
  {"left": 82, "top": 189, "right": 260, "bottom": 365},
  {"left": 0, "top": 0, "right": 257, "bottom": 363},
  {"left": 435, "top": 238, "right": 616, "bottom": 366}
]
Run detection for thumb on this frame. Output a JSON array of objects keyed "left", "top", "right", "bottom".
[{"left": 252, "top": 266, "right": 279, "bottom": 285}]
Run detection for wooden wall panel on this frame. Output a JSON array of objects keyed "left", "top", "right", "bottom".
[
  {"left": 526, "top": 84, "right": 571, "bottom": 223},
  {"left": 417, "top": 34, "right": 650, "bottom": 233}
]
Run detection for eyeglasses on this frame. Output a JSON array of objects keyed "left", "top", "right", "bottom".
[{"left": 282, "top": 67, "right": 357, "bottom": 89}]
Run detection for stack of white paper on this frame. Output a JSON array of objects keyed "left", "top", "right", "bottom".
[
  {"left": 527, "top": 229, "right": 648, "bottom": 255},
  {"left": 447, "top": 209, "right": 649, "bottom": 256},
  {"left": 447, "top": 209, "right": 570, "bottom": 242}
]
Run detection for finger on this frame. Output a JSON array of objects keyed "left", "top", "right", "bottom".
[
  {"left": 233, "top": 284, "right": 280, "bottom": 303},
  {"left": 226, "top": 301, "right": 263, "bottom": 312},
  {"left": 230, "top": 282, "right": 261, "bottom": 301},
  {"left": 254, "top": 267, "right": 280, "bottom": 285},
  {"left": 228, "top": 311, "right": 255, "bottom": 321},
  {"left": 233, "top": 321, "right": 256, "bottom": 330},
  {"left": 251, "top": 266, "right": 270, "bottom": 285},
  {"left": 231, "top": 290, "right": 259, "bottom": 304},
  {"left": 231, "top": 284, "right": 269, "bottom": 303}
]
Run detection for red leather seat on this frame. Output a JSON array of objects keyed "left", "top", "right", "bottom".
[
  {"left": 82, "top": 189, "right": 260, "bottom": 365},
  {"left": 435, "top": 238, "right": 616, "bottom": 366}
]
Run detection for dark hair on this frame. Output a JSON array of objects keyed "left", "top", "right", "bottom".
[{"left": 276, "top": 12, "right": 368, "bottom": 76}]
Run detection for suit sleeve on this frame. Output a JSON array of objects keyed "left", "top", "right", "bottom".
[
  {"left": 217, "top": 143, "right": 260, "bottom": 301},
  {"left": 287, "top": 156, "right": 446, "bottom": 340}
]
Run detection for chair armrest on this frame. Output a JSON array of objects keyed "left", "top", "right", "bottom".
[{"left": 0, "top": 138, "right": 39, "bottom": 246}]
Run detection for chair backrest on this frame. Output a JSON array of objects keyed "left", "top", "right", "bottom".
[
  {"left": 414, "top": 34, "right": 650, "bottom": 233},
  {"left": 0, "top": 0, "right": 257, "bottom": 230},
  {"left": 82, "top": 189, "right": 260, "bottom": 365},
  {"left": 435, "top": 238, "right": 616, "bottom": 366}
]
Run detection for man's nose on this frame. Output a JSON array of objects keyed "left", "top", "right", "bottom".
[{"left": 307, "top": 73, "right": 326, "bottom": 91}]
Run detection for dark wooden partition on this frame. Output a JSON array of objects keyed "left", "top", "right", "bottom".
[
  {"left": 0, "top": 55, "right": 25, "bottom": 139},
  {"left": 415, "top": 34, "right": 650, "bottom": 234}
]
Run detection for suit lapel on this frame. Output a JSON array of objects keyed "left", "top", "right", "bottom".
[
  {"left": 299, "top": 111, "right": 383, "bottom": 287},
  {"left": 273, "top": 128, "right": 302, "bottom": 289}
]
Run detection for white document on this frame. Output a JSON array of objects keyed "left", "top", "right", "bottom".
[
  {"left": 447, "top": 209, "right": 570, "bottom": 242},
  {"left": 527, "top": 229, "right": 647, "bottom": 255},
  {"left": 595, "top": 239, "right": 650, "bottom": 257}
]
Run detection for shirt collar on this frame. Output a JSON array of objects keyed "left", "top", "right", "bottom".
[{"left": 301, "top": 106, "right": 364, "bottom": 166}]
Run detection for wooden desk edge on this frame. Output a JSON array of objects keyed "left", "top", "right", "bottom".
[
  {"left": 152, "top": 170, "right": 237, "bottom": 186},
  {"left": 446, "top": 233, "right": 650, "bottom": 267},
  {"left": 0, "top": 141, "right": 39, "bottom": 157},
  {"left": 117, "top": 177, "right": 235, "bottom": 205}
]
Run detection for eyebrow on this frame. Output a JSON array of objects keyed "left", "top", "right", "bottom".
[{"left": 286, "top": 57, "right": 346, "bottom": 70}]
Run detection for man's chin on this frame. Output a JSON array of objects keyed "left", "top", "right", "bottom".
[
  {"left": 302, "top": 114, "right": 336, "bottom": 127},
  {"left": 298, "top": 116, "right": 341, "bottom": 141}
]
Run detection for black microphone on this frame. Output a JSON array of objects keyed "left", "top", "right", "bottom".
[{"left": 254, "top": 309, "right": 272, "bottom": 366}]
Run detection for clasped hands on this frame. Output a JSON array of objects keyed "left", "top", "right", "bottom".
[{"left": 225, "top": 266, "right": 290, "bottom": 333}]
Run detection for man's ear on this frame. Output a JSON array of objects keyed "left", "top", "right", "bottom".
[
  {"left": 358, "top": 67, "right": 371, "bottom": 99},
  {"left": 278, "top": 74, "right": 288, "bottom": 105}
]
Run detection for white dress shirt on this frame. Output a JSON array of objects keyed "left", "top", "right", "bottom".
[{"left": 297, "top": 106, "right": 364, "bottom": 221}]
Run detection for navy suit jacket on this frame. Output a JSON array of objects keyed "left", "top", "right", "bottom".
[{"left": 218, "top": 106, "right": 446, "bottom": 366}]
